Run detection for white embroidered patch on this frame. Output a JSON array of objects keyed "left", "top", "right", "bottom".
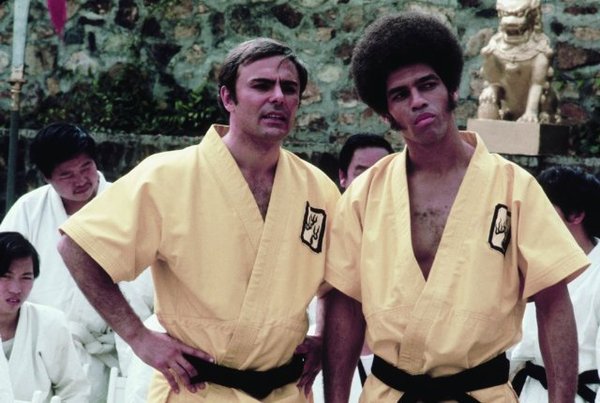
[{"left": 300, "top": 202, "right": 326, "bottom": 253}]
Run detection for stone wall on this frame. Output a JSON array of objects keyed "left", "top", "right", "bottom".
[
  {"left": 0, "top": 0, "right": 599, "bottom": 208},
  {"left": 0, "top": 1, "right": 599, "bottom": 144}
]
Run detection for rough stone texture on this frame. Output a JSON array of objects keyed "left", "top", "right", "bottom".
[{"left": 0, "top": 0, "right": 599, "bottom": 206}]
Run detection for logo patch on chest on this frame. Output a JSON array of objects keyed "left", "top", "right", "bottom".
[
  {"left": 488, "top": 204, "right": 511, "bottom": 254},
  {"left": 300, "top": 202, "right": 326, "bottom": 253}
]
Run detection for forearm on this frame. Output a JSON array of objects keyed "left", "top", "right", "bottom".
[
  {"left": 323, "top": 288, "right": 365, "bottom": 403},
  {"left": 534, "top": 280, "right": 578, "bottom": 402},
  {"left": 57, "top": 234, "right": 145, "bottom": 344}
]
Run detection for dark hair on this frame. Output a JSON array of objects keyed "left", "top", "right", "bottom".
[
  {"left": 30, "top": 122, "right": 97, "bottom": 178},
  {"left": 217, "top": 37, "right": 308, "bottom": 114},
  {"left": 339, "top": 133, "right": 394, "bottom": 174},
  {"left": 0, "top": 232, "right": 40, "bottom": 278},
  {"left": 537, "top": 166, "right": 600, "bottom": 239},
  {"left": 351, "top": 11, "right": 464, "bottom": 116}
]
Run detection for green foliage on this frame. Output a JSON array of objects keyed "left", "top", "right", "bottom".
[
  {"left": 572, "top": 119, "right": 600, "bottom": 157},
  {"left": 24, "top": 63, "right": 223, "bottom": 136}
]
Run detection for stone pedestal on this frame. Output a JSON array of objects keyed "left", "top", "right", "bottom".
[{"left": 466, "top": 119, "right": 570, "bottom": 155}]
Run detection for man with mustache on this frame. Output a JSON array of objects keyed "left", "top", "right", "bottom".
[
  {"left": 57, "top": 38, "right": 339, "bottom": 402},
  {"left": 323, "top": 12, "right": 588, "bottom": 402}
]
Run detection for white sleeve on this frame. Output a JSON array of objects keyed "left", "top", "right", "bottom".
[
  {"left": 0, "top": 337, "right": 14, "bottom": 402},
  {"left": 43, "top": 313, "right": 91, "bottom": 401}
]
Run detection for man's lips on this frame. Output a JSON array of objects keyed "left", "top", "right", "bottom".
[
  {"left": 73, "top": 183, "right": 92, "bottom": 194},
  {"left": 5, "top": 297, "right": 21, "bottom": 306},
  {"left": 262, "top": 111, "right": 288, "bottom": 122},
  {"left": 414, "top": 113, "right": 435, "bottom": 127}
]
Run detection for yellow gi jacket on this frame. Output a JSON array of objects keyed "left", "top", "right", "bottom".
[
  {"left": 326, "top": 131, "right": 589, "bottom": 402},
  {"left": 61, "top": 125, "right": 340, "bottom": 402}
]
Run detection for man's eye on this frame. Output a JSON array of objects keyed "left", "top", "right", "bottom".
[
  {"left": 282, "top": 85, "right": 298, "bottom": 94},
  {"left": 391, "top": 92, "right": 408, "bottom": 101}
]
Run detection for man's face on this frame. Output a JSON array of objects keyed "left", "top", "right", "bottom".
[
  {"left": 385, "top": 64, "right": 456, "bottom": 146},
  {"left": 45, "top": 153, "right": 99, "bottom": 206},
  {"left": 339, "top": 146, "right": 390, "bottom": 189},
  {"left": 0, "top": 257, "right": 34, "bottom": 317},
  {"left": 221, "top": 55, "right": 301, "bottom": 146}
]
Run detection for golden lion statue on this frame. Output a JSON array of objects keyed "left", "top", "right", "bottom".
[{"left": 477, "top": 0, "right": 560, "bottom": 123}]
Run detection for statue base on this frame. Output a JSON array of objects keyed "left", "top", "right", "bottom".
[{"left": 466, "top": 119, "right": 570, "bottom": 155}]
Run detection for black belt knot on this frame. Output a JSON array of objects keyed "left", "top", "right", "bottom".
[
  {"left": 184, "top": 353, "right": 305, "bottom": 400},
  {"left": 372, "top": 354, "right": 509, "bottom": 403}
]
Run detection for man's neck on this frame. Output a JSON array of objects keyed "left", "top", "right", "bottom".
[
  {"left": 221, "top": 129, "right": 281, "bottom": 175},
  {"left": 62, "top": 197, "right": 91, "bottom": 216},
  {"left": 0, "top": 311, "right": 18, "bottom": 341},
  {"left": 406, "top": 129, "right": 474, "bottom": 175}
]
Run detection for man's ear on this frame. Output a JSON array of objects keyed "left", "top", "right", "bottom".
[
  {"left": 383, "top": 113, "right": 402, "bottom": 131},
  {"left": 566, "top": 211, "right": 585, "bottom": 225},
  {"left": 219, "top": 86, "right": 236, "bottom": 113},
  {"left": 338, "top": 169, "right": 348, "bottom": 189}
]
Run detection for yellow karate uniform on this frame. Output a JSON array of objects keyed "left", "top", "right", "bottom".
[
  {"left": 325, "top": 131, "right": 589, "bottom": 402},
  {"left": 61, "top": 125, "right": 340, "bottom": 402}
]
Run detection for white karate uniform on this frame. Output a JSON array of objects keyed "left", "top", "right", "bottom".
[
  {"left": 510, "top": 240, "right": 600, "bottom": 402},
  {"left": 6, "top": 302, "right": 90, "bottom": 402},
  {"left": 1, "top": 172, "right": 154, "bottom": 403},
  {"left": 0, "top": 334, "right": 14, "bottom": 402}
]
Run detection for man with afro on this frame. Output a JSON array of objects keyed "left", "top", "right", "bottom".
[{"left": 323, "top": 11, "right": 587, "bottom": 402}]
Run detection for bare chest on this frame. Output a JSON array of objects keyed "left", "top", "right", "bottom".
[
  {"left": 246, "top": 176, "right": 274, "bottom": 220},
  {"left": 409, "top": 179, "right": 462, "bottom": 280}
]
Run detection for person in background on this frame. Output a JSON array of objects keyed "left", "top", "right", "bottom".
[
  {"left": 339, "top": 132, "right": 394, "bottom": 384},
  {"left": 510, "top": 166, "right": 600, "bottom": 402},
  {"left": 311, "top": 133, "right": 394, "bottom": 402},
  {"left": 0, "top": 122, "right": 153, "bottom": 403},
  {"left": 0, "top": 231, "right": 90, "bottom": 402},
  {"left": 323, "top": 11, "right": 588, "bottom": 402},
  {"left": 57, "top": 38, "right": 339, "bottom": 402},
  {"left": 338, "top": 133, "right": 394, "bottom": 190}
]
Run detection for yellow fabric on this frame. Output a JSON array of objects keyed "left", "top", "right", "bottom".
[
  {"left": 325, "top": 131, "right": 589, "bottom": 402},
  {"left": 61, "top": 125, "right": 340, "bottom": 402}
]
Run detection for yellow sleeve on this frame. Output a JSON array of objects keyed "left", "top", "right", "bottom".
[{"left": 60, "top": 158, "right": 162, "bottom": 283}]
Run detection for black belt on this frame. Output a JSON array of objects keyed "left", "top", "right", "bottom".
[
  {"left": 372, "top": 354, "right": 509, "bottom": 403},
  {"left": 184, "top": 353, "right": 305, "bottom": 400},
  {"left": 512, "top": 361, "right": 599, "bottom": 402}
]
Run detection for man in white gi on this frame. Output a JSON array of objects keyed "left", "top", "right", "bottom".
[
  {"left": 322, "top": 12, "right": 589, "bottom": 402},
  {"left": 0, "top": 231, "right": 90, "bottom": 402},
  {"left": 57, "top": 38, "right": 340, "bottom": 402},
  {"left": 0, "top": 122, "right": 153, "bottom": 403},
  {"left": 0, "top": 122, "right": 114, "bottom": 402},
  {"left": 510, "top": 166, "right": 600, "bottom": 402}
]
